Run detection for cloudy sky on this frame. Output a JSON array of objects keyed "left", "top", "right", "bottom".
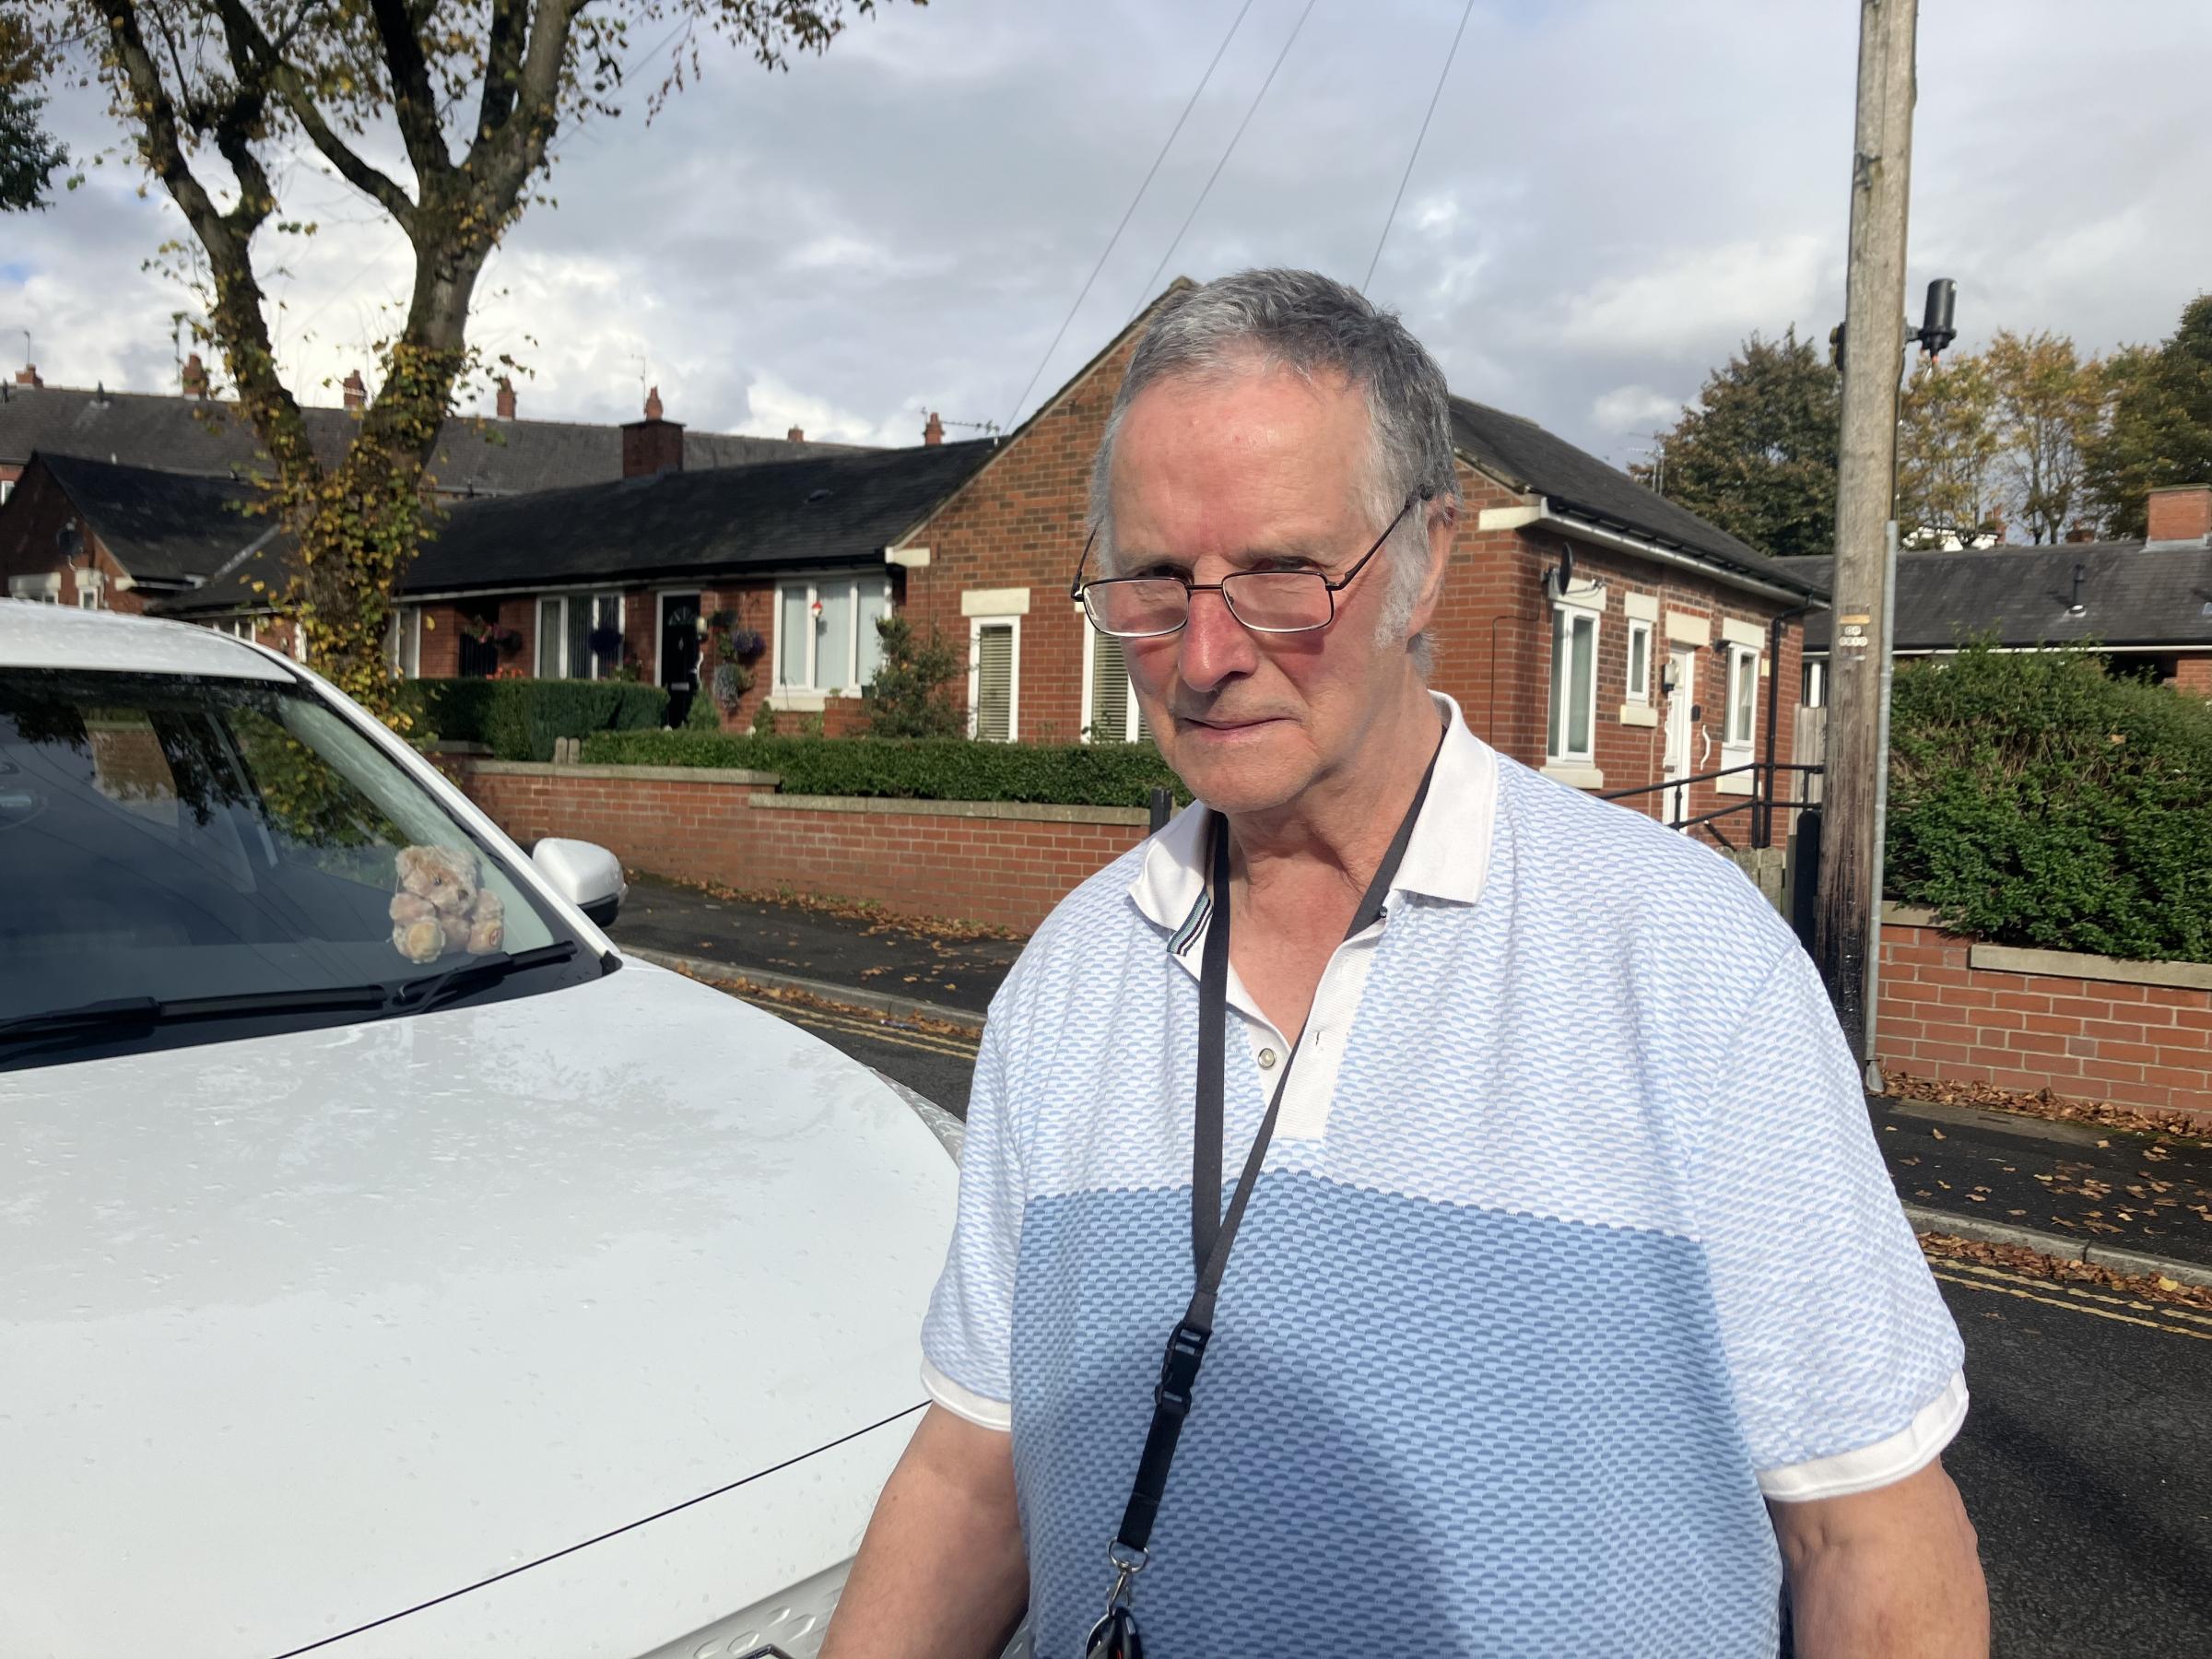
[{"left": 7, "top": 0, "right": 2210, "bottom": 466}]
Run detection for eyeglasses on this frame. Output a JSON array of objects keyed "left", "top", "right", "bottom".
[{"left": 1069, "top": 488, "right": 1432, "bottom": 639}]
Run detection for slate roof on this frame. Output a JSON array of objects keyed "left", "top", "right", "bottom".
[
  {"left": 1449, "top": 397, "right": 1827, "bottom": 601},
  {"left": 1778, "top": 544, "right": 2212, "bottom": 653},
  {"left": 0, "top": 382, "right": 860, "bottom": 499},
  {"left": 35, "top": 453, "right": 279, "bottom": 586},
  {"left": 402, "top": 439, "right": 999, "bottom": 594}
]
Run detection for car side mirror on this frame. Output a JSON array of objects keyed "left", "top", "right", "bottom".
[{"left": 533, "top": 838, "right": 626, "bottom": 927}]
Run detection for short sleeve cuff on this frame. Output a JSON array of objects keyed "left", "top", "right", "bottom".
[
  {"left": 1759, "top": 1368, "right": 1969, "bottom": 1502},
  {"left": 922, "top": 1355, "right": 1012, "bottom": 1431}
]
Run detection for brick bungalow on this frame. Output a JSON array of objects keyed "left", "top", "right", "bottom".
[
  {"left": 1782, "top": 484, "right": 2212, "bottom": 701},
  {"left": 0, "top": 451, "right": 306, "bottom": 655},
  {"left": 888, "top": 289, "right": 1827, "bottom": 839}
]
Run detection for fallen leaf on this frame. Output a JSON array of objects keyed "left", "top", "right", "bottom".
[{"left": 1932, "top": 1128, "right": 1947, "bottom": 1140}]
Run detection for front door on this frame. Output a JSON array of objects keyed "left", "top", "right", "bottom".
[
  {"left": 1661, "top": 645, "right": 1700, "bottom": 830},
  {"left": 660, "top": 593, "right": 701, "bottom": 725}
]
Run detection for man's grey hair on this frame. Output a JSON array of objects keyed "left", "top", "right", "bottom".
[{"left": 1088, "top": 268, "right": 1461, "bottom": 672}]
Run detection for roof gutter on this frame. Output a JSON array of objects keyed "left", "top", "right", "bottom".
[{"left": 1496, "top": 500, "right": 1828, "bottom": 607}]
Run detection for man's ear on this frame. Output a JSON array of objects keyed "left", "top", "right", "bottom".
[{"left": 1407, "top": 499, "right": 1458, "bottom": 637}]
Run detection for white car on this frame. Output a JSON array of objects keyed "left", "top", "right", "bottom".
[{"left": 0, "top": 606, "right": 966, "bottom": 1657}]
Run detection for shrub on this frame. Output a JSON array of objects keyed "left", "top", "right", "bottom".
[
  {"left": 685, "top": 687, "right": 724, "bottom": 731},
  {"left": 578, "top": 729, "right": 1190, "bottom": 809},
  {"left": 1885, "top": 643, "right": 2212, "bottom": 961},
  {"left": 397, "top": 677, "right": 500, "bottom": 745},
  {"left": 866, "top": 616, "right": 964, "bottom": 738},
  {"left": 401, "top": 677, "right": 667, "bottom": 761}
]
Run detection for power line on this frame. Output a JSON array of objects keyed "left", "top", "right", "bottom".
[
  {"left": 1127, "top": 0, "right": 1320, "bottom": 319},
  {"left": 1003, "top": 0, "right": 1257, "bottom": 431},
  {"left": 1362, "top": 0, "right": 1475, "bottom": 293}
]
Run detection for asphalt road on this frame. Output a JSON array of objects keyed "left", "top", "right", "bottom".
[{"left": 724, "top": 979, "right": 2212, "bottom": 1657}]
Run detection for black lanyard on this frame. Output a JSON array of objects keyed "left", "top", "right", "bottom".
[{"left": 1087, "top": 739, "right": 1442, "bottom": 1656}]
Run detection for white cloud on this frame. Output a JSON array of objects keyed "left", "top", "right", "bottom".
[
  {"left": 1592, "top": 385, "right": 1685, "bottom": 436},
  {"left": 1556, "top": 235, "right": 1831, "bottom": 359}
]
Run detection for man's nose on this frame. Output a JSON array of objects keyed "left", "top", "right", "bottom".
[{"left": 1176, "top": 587, "right": 1257, "bottom": 693}]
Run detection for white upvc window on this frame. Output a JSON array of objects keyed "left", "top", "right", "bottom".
[
  {"left": 385, "top": 606, "right": 423, "bottom": 677},
  {"left": 1715, "top": 641, "right": 1762, "bottom": 794},
  {"left": 1725, "top": 643, "right": 1759, "bottom": 749},
  {"left": 76, "top": 571, "right": 104, "bottom": 610},
  {"left": 1547, "top": 604, "right": 1600, "bottom": 765},
  {"left": 774, "top": 575, "right": 893, "bottom": 694},
  {"left": 1624, "top": 618, "right": 1653, "bottom": 704},
  {"left": 1081, "top": 627, "right": 1151, "bottom": 743},
  {"left": 969, "top": 617, "right": 1020, "bottom": 742},
  {"left": 9, "top": 572, "right": 61, "bottom": 604},
  {"left": 535, "top": 591, "right": 625, "bottom": 680},
  {"left": 1803, "top": 659, "right": 1827, "bottom": 709}
]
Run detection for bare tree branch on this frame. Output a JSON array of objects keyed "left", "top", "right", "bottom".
[
  {"left": 367, "top": 0, "right": 451, "bottom": 187},
  {"left": 88, "top": 0, "right": 314, "bottom": 475},
  {"left": 210, "top": 0, "right": 418, "bottom": 230}
]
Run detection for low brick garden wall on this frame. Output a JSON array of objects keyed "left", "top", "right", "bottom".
[
  {"left": 453, "top": 759, "right": 1151, "bottom": 933},
  {"left": 1877, "top": 904, "right": 2212, "bottom": 1125}
]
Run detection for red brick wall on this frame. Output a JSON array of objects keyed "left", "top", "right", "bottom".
[
  {"left": 1877, "top": 917, "right": 2212, "bottom": 1124},
  {"left": 2170, "top": 653, "right": 2212, "bottom": 697},
  {"left": 457, "top": 760, "right": 1147, "bottom": 932}
]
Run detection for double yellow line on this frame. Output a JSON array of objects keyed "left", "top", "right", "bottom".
[{"left": 1930, "top": 1260, "right": 2212, "bottom": 1342}]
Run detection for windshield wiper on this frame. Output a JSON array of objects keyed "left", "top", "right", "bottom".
[
  {"left": 386, "top": 940, "right": 582, "bottom": 1017},
  {"left": 0, "top": 984, "right": 390, "bottom": 1044}
]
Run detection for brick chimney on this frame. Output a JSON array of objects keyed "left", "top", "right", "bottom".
[
  {"left": 14, "top": 363, "right": 42, "bottom": 388},
  {"left": 2064, "top": 521, "right": 2099, "bottom": 544},
  {"left": 621, "top": 385, "right": 685, "bottom": 477},
  {"left": 342, "top": 369, "right": 367, "bottom": 412},
  {"left": 180, "top": 353, "right": 207, "bottom": 397},
  {"left": 786, "top": 425, "right": 806, "bottom": 442},
  {"left": 923, "top": 410, "right": 944, "bottom": 446},
  {"left": 496, "top": 377, "right": 517, "bottom": 420},
  {"left": 2146, "top": 484, "right": 2212, "bottom": 548}
]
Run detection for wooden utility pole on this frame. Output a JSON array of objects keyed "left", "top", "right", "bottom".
[{"left": 1816, "top": 0, "right": 1919, "bottom": 1070}]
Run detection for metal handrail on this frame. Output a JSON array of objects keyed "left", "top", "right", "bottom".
[{"left": 1599, "top": 760, "right": 1825, "bottom": 848}]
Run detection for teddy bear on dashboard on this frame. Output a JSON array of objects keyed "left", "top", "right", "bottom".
[{"left": 389, "top": 843, "right": 505, "bottom": 963}]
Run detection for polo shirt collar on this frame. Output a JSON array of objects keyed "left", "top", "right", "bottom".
[{"left": 1131, "top": 692, "right": 1499, "bottom": 946}]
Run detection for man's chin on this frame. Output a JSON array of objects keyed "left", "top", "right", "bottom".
[{"left": 1161, "top": 721, "right": 1311, "bottom": 815}]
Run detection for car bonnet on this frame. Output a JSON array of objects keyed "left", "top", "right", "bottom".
[{"left": 0, "top": 959, "right": 958, "bottom": 1656}]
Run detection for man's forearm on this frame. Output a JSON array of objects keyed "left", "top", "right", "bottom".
[
  {"left": 1775, "top": 1463, "right": 1989, "bottom": 1659},
  {"left": 821, "top": 1406, "right": 1029, "bottom": 1659}
]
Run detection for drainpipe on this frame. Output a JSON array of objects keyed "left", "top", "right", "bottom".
[{"left": 1860, "top": 519, "right": 1900, "bottom": 1090}]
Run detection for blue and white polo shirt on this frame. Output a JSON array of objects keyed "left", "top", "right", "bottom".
[{"left": 922, "top": 694, "right": 1966, "bottom": 1657}]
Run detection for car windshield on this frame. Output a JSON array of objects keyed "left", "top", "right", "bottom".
[{"left": 0, "top": 666, "right": 597, "bottom": 1060}]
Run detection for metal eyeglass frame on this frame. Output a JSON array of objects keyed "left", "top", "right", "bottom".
[{"left": 1068, "top": 486, "right": 1435, "bottom": 638}]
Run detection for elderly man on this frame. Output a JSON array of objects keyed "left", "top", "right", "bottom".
[{"left": 822, "top": 270, "right": 1984, "bottom": 1658}]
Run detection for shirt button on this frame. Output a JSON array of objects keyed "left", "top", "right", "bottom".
[{"left": 1257, "top": 1048, "right": 1278, "bottom": 1069}]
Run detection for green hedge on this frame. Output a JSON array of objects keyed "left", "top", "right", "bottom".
[
  {"left": 1886, "top": 644, "right": 2212, "bottom": 962},
  {"left": 403, "top": 677, "right": 667, "bottom": 762},
  {"left": 579, "top": 729, "right": 1190, "bottom": 808}
]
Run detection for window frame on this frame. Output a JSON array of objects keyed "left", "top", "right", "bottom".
[
  {"left": 772, "top": 574, "right": 893, "bottom": 696},
  {"left": 1624, "top": 617, "right": 1653, "bottom": 705},
  {"left": 1803, "top": 658, "right": 1827, "bottom": 709},
  {"left": 534, "top": 592, "right": 626, "bottom": 681},
  {"left": 1079, "top": 624, "right": 1146, "bottom": 744},
  {"left": 968, "top": 616, "right": 1021, "bottom": 742},
  {"left": 1724, "top": 642, "right": 1760, "bottom": 749},
  {"left": 10, "top": 572, "right": 61, "bottom": 604},
  {"left": 385, "top": 606, "right": 423, "bottom": 678},
  {"left": 1546, "top": 603, "right": 1601, "bottom": 766}
]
